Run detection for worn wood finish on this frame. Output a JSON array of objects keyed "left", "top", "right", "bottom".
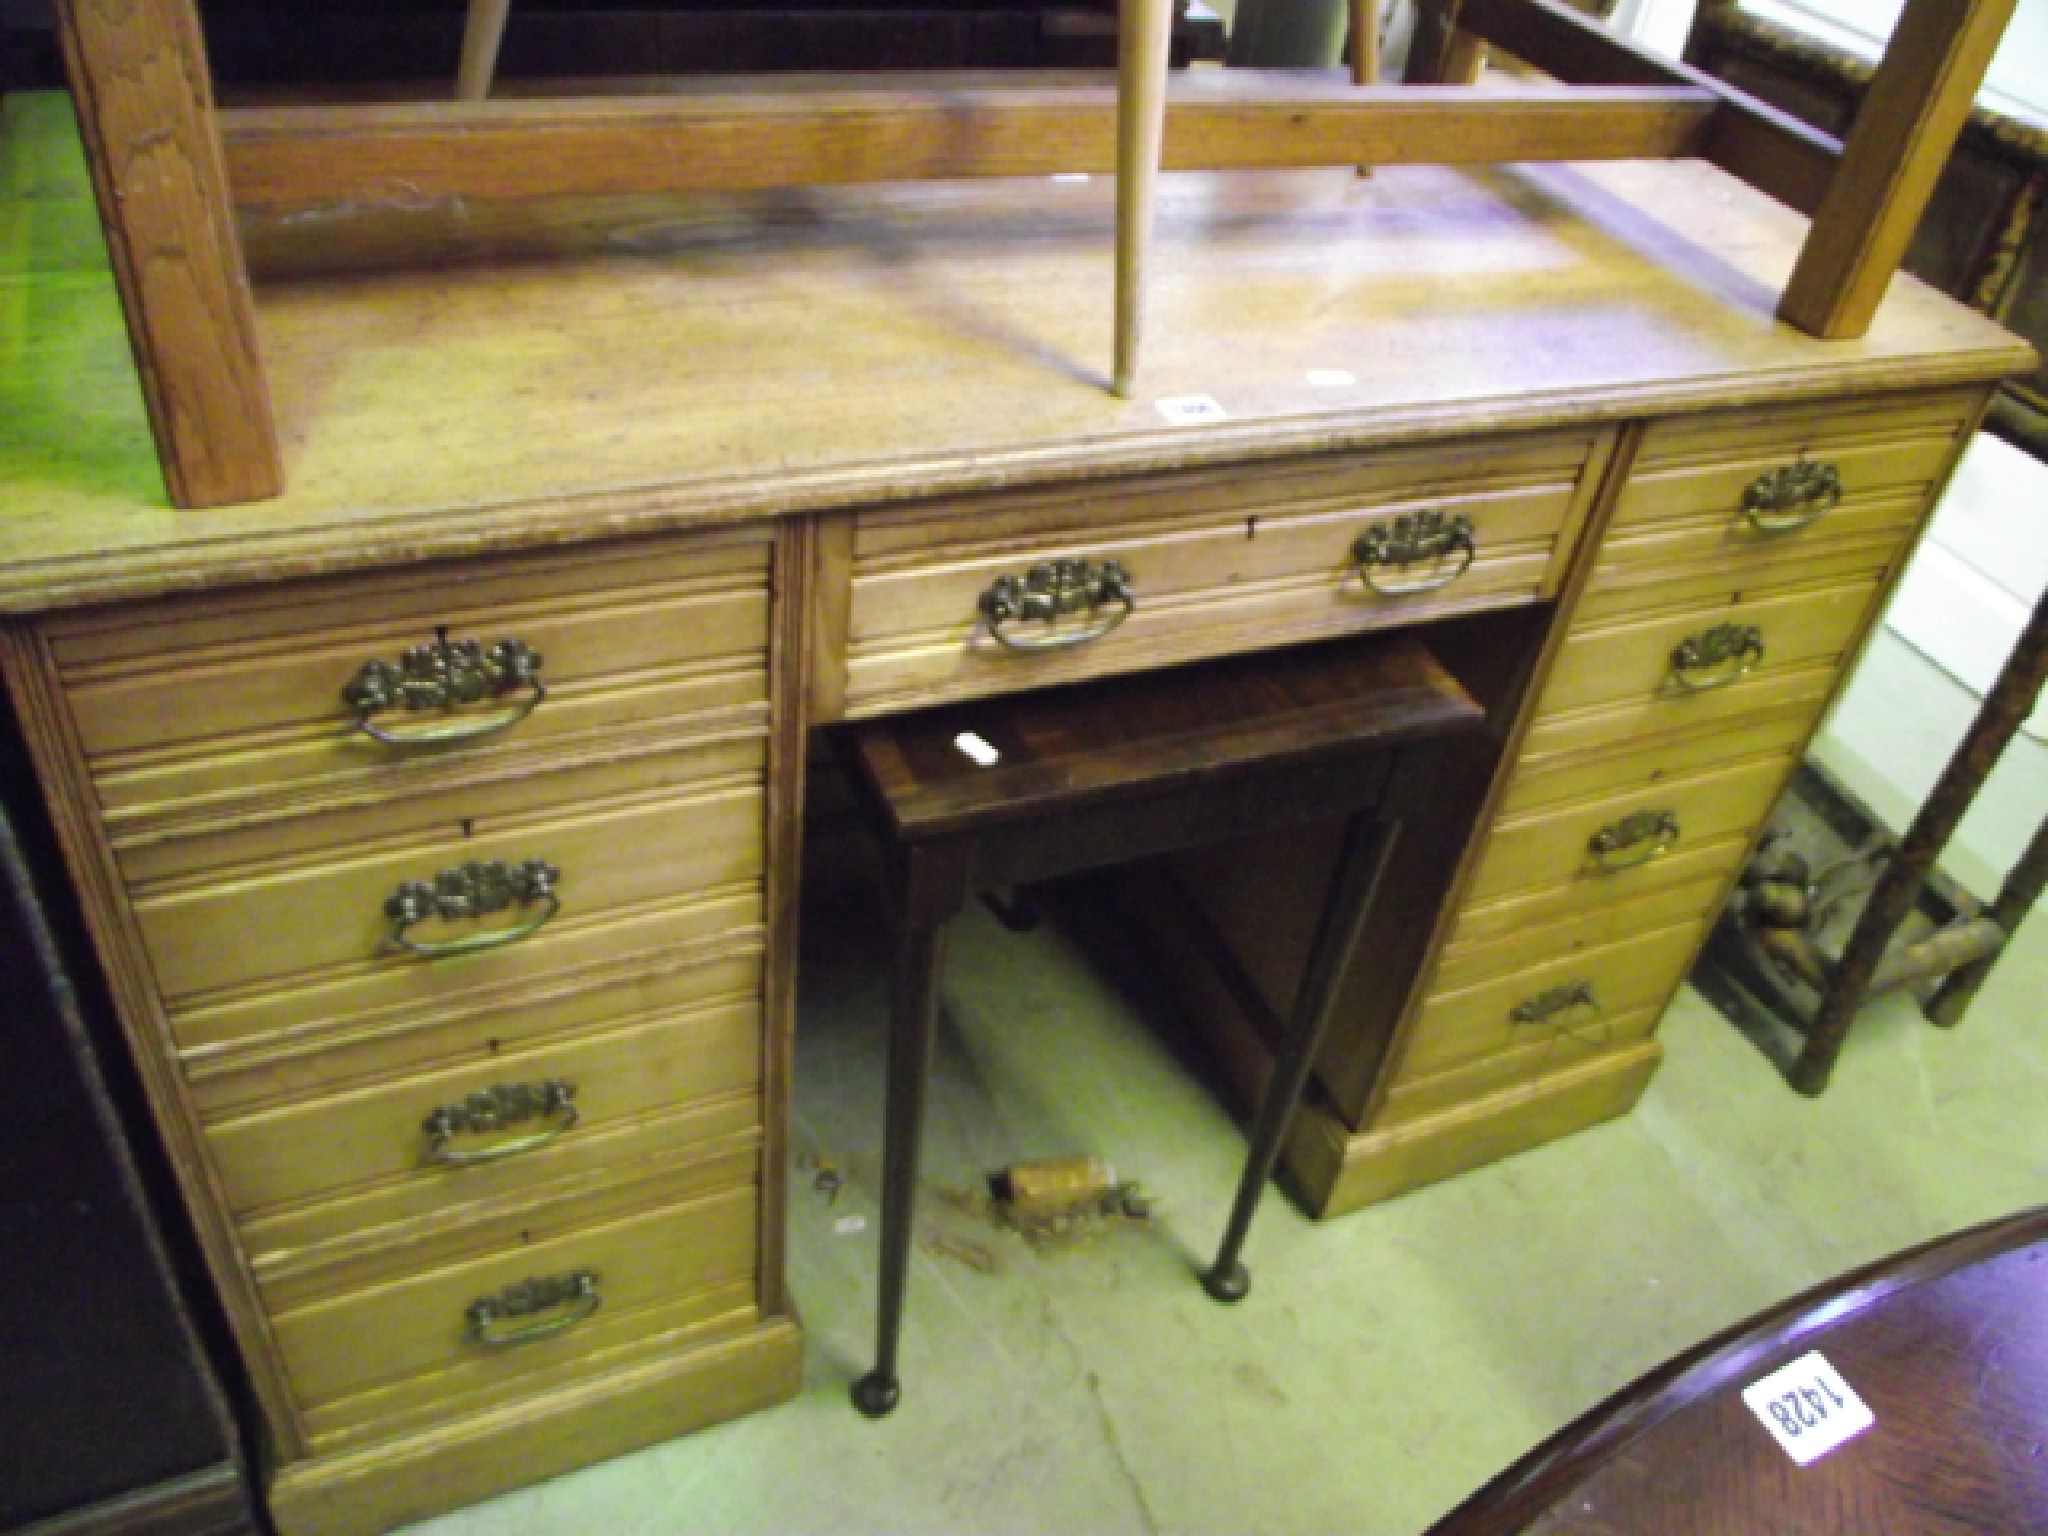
[
  {"left": 5, "top": 123, "right": 2033, "bottom": 616},
  {"left": 1399, "top": 916, "right": 1709, "bottom": 1080},
  {"left": 841, "top": 428, "right": 1600, "bottom": 716},
  {"left": 1455, "top": 0, "right": 1842, "bottom": 218},
  {"left": 272, "top": 1184, "right": 757, "bottom": 1411},
  {"left": 52, "top": 0, "right": 282, "bottom": 508},
  {"left": 264, "top": 1318, "right": 801, "bottom": 1536},
  {"left": 219, "top": 76, "right": 1719, "bottom": 213},
  {"left": 203, "top": 997, "right": 762, "bottom": 1216},
  {"left": 4, "top": 77, "right": 2037, "bottom": 1525},
  {"left": 848, "top": 638, "right": 1481, "bottom": 843},
  {"left": 457, "top": 0, "right": 512, "bottom": 102},
  {"left": 1778, "top": 0, "right": 2023, "bottom": 339},
  {"left": 1428, "top": 1206, "right": 2048, "bottom": 1535},
  {"left": 1290, "top": 1040, "right": 1663, "bottom": 1216}
]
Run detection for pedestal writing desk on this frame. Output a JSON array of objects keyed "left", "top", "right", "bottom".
[{"left": 0, "top": 88, "right": 2032, "bottom": 1536}]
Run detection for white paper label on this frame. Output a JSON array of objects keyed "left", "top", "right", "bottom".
[
  {"left": 1156, "top": 395, "right": 1229, "bottom": 426},
  {"left": 1051, "top": 173, "right": 1092, "bottom": 184},
  {"left": 833, "top": 1214, "right": 868, "bottom": 1237},
  {"left": 1306, "top": 368, "right": 1357, "bottom": 388},
  {"left": 954, "top": 731, "right": 1001, "bottom": 767},
  {"left": 1741, "top": 1351, "right": 1875, "bottom": 1465}
]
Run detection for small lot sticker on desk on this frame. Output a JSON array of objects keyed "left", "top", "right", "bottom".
[
  {"left": 1741, "top": 1351, "right": 1875, "bottom": 1465},
  {"left": 954, "top": 731, "right": 1001, "bottom": 767},
  {"left": 1157, "top": 396, "right": 1229, "bottom": 426}
]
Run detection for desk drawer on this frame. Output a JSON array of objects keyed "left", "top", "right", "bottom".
[
  {"left": 840, "top": 430, "right": 1604, "bottom": 713},
  {"left": 1432, "top": 867, "right": 1731, "bottom": 996},
  {"left": 1534, "top": 578, "right": 1880, "bottom": 726},
  {"left": 51, "top": 531, "right": 772, "bottom": 827},
  {"left": 1398, "top": 917, "right": 1708, "bottom": 1081},
  {"left": 271, "top": 1179, "right": 758, "bottom": 1415},
  {"left": 133, "top": 744, "right": 763, "bottom": 1010},
  {"left": 1611, "top": 391, "right": 1975, "bottom": 541},
  {"left": 1465, "top": 752, "right": 1792, "bottom": 910},
  {"left": 205, "top": 989, "right": 764, "bottom": 1219},
  {"left": 1506, "top": 707, "right": 1814, "bottom": 819}
]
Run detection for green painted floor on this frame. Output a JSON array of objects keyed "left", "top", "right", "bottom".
[{"left": 408, "top": 654, "right": 2048, "bottom": 1536}]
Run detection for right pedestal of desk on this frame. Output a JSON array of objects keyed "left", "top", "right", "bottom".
[{"left": 1145, "top": 383, "right": 1994, "bottom": 1216}]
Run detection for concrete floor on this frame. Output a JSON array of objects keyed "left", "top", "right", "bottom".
[{"left": 409, "top": 641, "right": 2048, "bottom": 1536}]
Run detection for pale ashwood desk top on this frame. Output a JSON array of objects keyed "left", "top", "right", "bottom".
[{"left": 0, "top": 89, "right": 2032, "bottom": 615}]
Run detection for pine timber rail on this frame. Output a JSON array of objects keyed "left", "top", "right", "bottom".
[{"left": 216, "top": 76, "right": 1763, "bottom": 212}]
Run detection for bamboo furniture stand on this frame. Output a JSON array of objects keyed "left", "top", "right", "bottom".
[
  {"left": 833, "top": 634, "right": 1482, "bottom": 1414},
  {"left": 1782, "top": 576, "right": 2048, "bottom": 1092},
  {"left": 50, "top": 0, "right": 2018, "bottom": 505}
]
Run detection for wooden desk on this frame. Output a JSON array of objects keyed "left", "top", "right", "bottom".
[{"left": 0, "top": 86, "right": 2033, "bottom": 1536}]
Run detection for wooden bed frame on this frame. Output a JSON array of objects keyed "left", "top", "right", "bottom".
[{"left": 50, "top": 0, "right": 2015, "bottom": 508}]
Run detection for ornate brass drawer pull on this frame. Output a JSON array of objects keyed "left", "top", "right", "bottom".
[
  {"left": 465, "top": 1270, "right": 602, "bottom": 1348},
  {"left": 1351, "top": 509, "right": 1477, "bottom": 596},
  {"left": 978, "top": 558, "right": 1134, "bottom": 651},
  {"left": 1511, "top": 980, "right": 1600, "bottom": 1028},
  {"left": 424, "top": 1079, "right": 578, "bottom": 1165},
  {"left": 1589, "top": 809, "right": 1680, "bottom": 872},
  {"left": 1669, "top": 622, "right": 1764, "bottom": 692},
  {"left": 385, "top": 858, "right": 561, "bottom": 957},
  {"left": 343, "top": 636, "right": 546, "bottom": 745},
  {"left": 1742, "top": 459, "right": 1843, "bottom": 534}
]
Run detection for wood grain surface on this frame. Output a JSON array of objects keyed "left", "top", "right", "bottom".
[
  {"left": 219, "top": 75, "right": 1718, "bottom": 210},
  {"left": 1428, "top": 1206, "right": 2048, "bottom": 1535},
  {"left": 1, "top": 90, "right": 2030, "bottom": 615}
]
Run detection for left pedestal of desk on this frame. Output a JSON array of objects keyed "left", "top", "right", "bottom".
[{"left": 0, "top": 523, "right": 807, "bottom": 1536}]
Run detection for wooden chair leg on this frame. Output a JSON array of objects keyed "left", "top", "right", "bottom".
[
  {"left": 1351, "top": 0, "right": 1379, "bottom": 175},
  {"left": 458, "top": 0, "right": 512, "bottom": 101},
  {"left": 1113, "top": 0, "right": 1174, "bottom": 398},
  {"left": 1350, "top": 0, "right": 1380, "bottom": 86},
  {"left": 1204, "top": 812, "right": 1400, "bottom": 1301}
]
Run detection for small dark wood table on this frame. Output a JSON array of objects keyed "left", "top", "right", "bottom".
[
  {"left": 833, "top": 634, "right": 1485, "bottom": 1417},
  {"left": 1430, "top": 1206, "right": 2048, "bottom": 1535}
]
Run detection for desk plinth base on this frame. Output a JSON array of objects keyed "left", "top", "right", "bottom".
[
  {"left": 266, "top": 1317, "right": 802, "bottom": 1536},
  {"left": 1282, "top": 1044, "right": 1662, "bottom": 1217},
  {"left": 1118, "top": 862, "right": 1663, "bottom": 1218}
]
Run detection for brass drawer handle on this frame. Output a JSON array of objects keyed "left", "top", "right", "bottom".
[
  {"left": 1351, "top": 509, "right": 1476, "bottom": 596},
  {"left": 424, "top": 1079, "right": 578, "bottom": 1165},
  {"left": 1742, "top": 460, "right": 1842, "bottom": 534},
  {"left": 1511, "top": 980, "right": 1600, "bottom": 1028},
  {"left": 385, "top": 859, "right": 561, "bottom": 957},
  {"left": 1669, "top": 622, "right": 1764, "bottom": 692},
  {"left": 466, "top": 1270, "right": 602, "bottom": 1348},
  {"left": 1589, "top": 809, "right": 1680, "bottom": 873},
  {"left": 978, "top": 559, "right": 1134, "bottom": 652},
  {"left": 344, "top": 637, "right": 546, "bottom": 745}
]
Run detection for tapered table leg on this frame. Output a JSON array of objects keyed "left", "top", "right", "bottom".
[
  {"left": 1205, "top": 811, "right": 1400, "bottom": 1301},
  {"left": 852, "top": 909, "right": 950, "bottom": 1417}
]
